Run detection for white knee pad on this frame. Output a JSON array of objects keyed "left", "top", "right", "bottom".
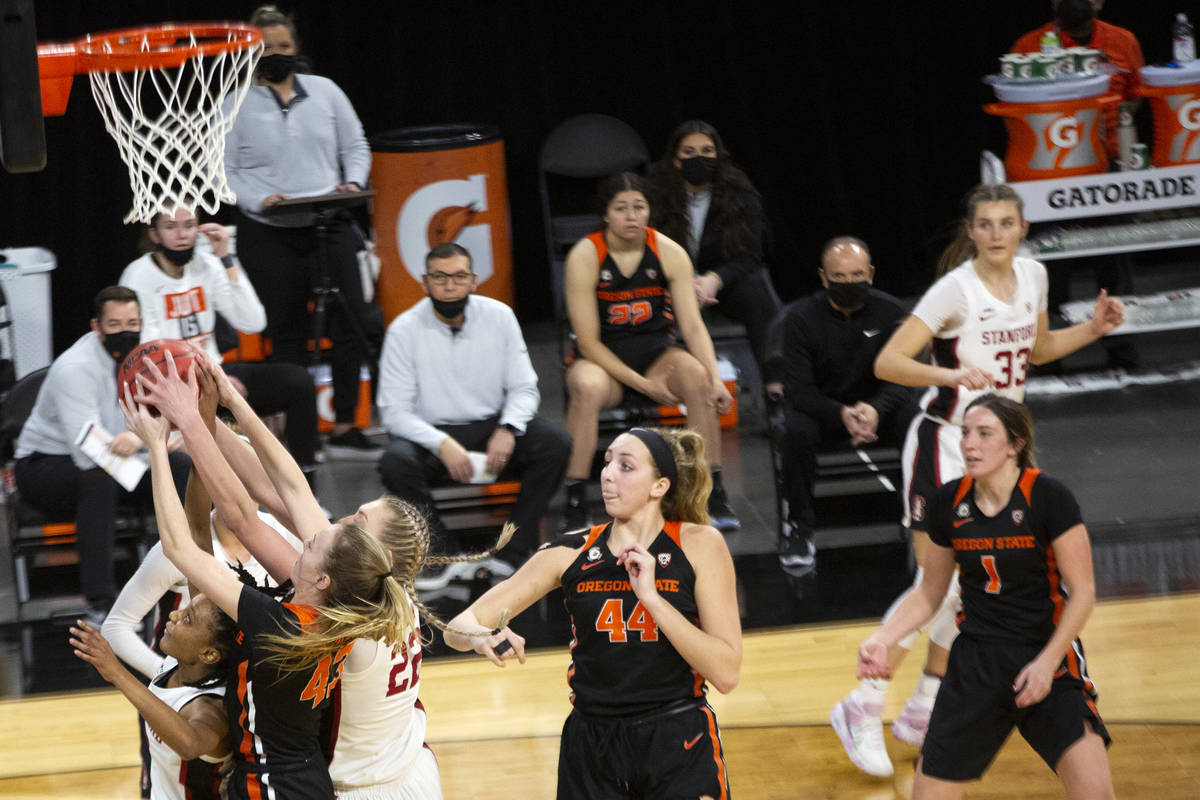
[
  {"left": 928, "top": 583, "right": 962, "bottom": 650},
  {"left": 884, "top": 567, "right": 924, "bottom": 650}
]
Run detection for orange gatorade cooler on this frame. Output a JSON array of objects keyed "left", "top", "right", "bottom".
[
  {"left": 984, "top": 93, "right": 1121, "bottom": 181},
  {"left": 1135, "top": 64, "right": 1200, "bottom": 166},
  {"left": 369, "top": 124, "right": 514, "bottom": 325}
]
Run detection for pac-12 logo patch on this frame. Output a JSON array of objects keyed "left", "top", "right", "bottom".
[
  {"left": 1011, "top": 509, "right": 1025, "bottom": 525},
  {"left": 587, "top": 546, "right": 602, "bottom": 562},
  {"left": 599, "top": 269, "right": 612, "bottom": 282},
  {"left": 911, "top": 495, "right": 926, "bottom": 522},
  {"left": 645, "top": 268, "right": 657, "bottom": 280},
  {"left": 657, "top": 552, "right": 672, "bottom": 568},
  {"left": 956, "top": 502, "right": 971, "bottom": 518}
]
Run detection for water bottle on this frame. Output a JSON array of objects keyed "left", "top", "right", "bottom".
[
  {"left": 1040, "top": 28, "right": 1061, "bottom": 54},
  {"left": 1174, "top": 13, "right": 1196, "bottom": 63}
]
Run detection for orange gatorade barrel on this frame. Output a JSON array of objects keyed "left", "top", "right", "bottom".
[
  {"left": 983, "top": 94, "right": 1120, "bottom": 181},
  {"left": 369, "top": 124, "right": 514, "bottom": 325},
  {"left": 1135, "top": 77, "right": 1200, "bottom": 167}
]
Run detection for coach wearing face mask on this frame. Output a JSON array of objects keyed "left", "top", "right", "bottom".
[
  {"left": 376, "top": 243, "right": 571, "bottom": 566},
  {"left": 647, "top": 120, "right": 780, "bottom": 379},
  {"left": 223, "top": 5, "right": 378, "bottom": 459},
  {"left": 768, "top": 237, "right": 916, "bottom": 572}
]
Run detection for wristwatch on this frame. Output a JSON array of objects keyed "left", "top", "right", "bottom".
[{"left": 500, "top": 423, "right": 522, "bottom": 437}]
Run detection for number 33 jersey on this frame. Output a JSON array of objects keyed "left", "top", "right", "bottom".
[
  {"left": 589, "top": 228, "right": 676, "bottom": 348},
  {"left": 554, "top": 521, "right": 705, "bottom": 718},
  {"left": 928, "top": 468, "right": 1084, "bottom": 646},
  {"left": 912, "top": 256, "right": 1048, "bottom": 426}
]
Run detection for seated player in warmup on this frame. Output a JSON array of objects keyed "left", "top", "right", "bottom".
[
  {"left": 119, "top": 205, "right": 320, "bottom": 483},
  {"left": 71, "top": 592, "right": 236, "bottom": 800},
  {"left": 646, "top": 119, "right": 781, "bottom": 378},
  {"left": 122, "top": 359, "right": 414, "bottom": 800},
  {"left": 856, "top": 395, "right": 1114, "bottom": 799},
  {"left": 830, "top": 183, "right": 1124, "bottom": 777},
  {"left": 445, "top": 426, "right": 741, "bottom": 800},
  {"left": 562, "top": 172, "right": 739, "bottom": 533},
  {"left": 138, "top": 352, "right": 509, "bottom": 798}
]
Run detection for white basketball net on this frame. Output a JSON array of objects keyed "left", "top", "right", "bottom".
[{"left": 87, "top": 31, "right": 263, "bottom": 223}]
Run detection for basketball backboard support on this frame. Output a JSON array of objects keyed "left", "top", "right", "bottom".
[{"left": 0, "top": 0, "right": 47, "bottom": 173}]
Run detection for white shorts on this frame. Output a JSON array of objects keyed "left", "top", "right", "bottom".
[
  {"left": 901, "top": 413, "right": 966, "bottom": 530},
  {"left": 335, "top": 747, "right": 442, "bottom": 800}
]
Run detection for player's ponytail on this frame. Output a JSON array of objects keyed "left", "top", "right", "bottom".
[{"left": 654, "top": 427, "right": 712, "bottom": 525}]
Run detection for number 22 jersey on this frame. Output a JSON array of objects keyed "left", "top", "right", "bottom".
[{"left": 554, "top": 521, "right": 705, "bottom": 718}]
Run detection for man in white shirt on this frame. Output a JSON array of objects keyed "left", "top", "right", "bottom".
[{"left": 377, "top": 243, "right": 571, "bottom": 563}]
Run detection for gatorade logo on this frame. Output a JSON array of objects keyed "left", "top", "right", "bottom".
[
  {"left": 396, "top": 174, "right": 495, "bottom": 284},
  {"left": 1025, "top": 109, "right": 1100, "bottom": 171},
  {"left": 1166, "top": 93, "right": 1200, "bottom": 162},
  {"left": 1048, "top": 117, "right": 1081, "bottom": 149},
  {"left": 1178, "top": 98, "right": 1200, "bottom": 131}
]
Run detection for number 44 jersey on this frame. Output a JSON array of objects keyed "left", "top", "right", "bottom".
[{"left": 555, "top": 522, "right": 706, "bottom": 718}]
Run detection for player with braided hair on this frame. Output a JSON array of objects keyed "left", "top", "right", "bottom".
[{"left": 137, "top": 350, "right": 510, "bottom": 798}]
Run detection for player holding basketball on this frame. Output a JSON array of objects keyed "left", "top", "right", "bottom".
[
  {"left": 857, "top": 395, "right": 1114, "bottom": 798},
  {"left": 446, "top": 426, "right": 741, "bottom": 799},
  {"left": 120, "top": 205, "right": 321, "bottom": 478},
  {"left": 830, "top": 183, "right": 1125, "bottom": 777},
  {"left": 122, "top": 359, "right": 414, "bottom": 800},
  {"left": 137, "top": 352, "right": 513, "bottom": 798},
  {"left": 71, "top": 593, "right": 236, "bottom": 800}
]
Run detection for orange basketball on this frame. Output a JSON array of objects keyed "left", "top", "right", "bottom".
[{"left": 118, "top": 338, "right": 196, "bottom": 412}]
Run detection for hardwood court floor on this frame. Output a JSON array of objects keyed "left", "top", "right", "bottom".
[{"left": 1, "top": 593, "right": 1196, "bottom": 798}]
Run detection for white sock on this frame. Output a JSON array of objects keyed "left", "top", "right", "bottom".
[
  {"left": 910, "top": 673, "right": 941, "bottom": 708},
  {"left": 857, "top": 678, "right": 889, "bottom": 707}
]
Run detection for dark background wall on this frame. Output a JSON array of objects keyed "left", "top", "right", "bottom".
[{"left": 0, "top": 1, "right": 1191, "bottom": 352}]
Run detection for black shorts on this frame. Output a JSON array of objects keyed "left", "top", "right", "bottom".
[
  {"left": 605, "top": 333, "right": 678, "bottom": 376},
  {"left": 557, "top": 700, "right": 730, "bottom": 799},
  {"left": 921, "top": 635, "right": 1111, "bottom": 781}
]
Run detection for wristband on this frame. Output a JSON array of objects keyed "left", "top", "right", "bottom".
[{"left": 220, "top": 254, "right": 236, "bottom": 268}]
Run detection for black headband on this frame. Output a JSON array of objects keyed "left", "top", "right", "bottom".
[{"left": 627, "top": 427, "right": 677, "bottom": 495}]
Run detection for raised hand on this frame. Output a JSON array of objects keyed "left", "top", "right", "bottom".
[{"left": 1089, "top": 288, "right": 1125, "bottom": 337}]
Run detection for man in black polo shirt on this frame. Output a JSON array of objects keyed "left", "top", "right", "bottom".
[{"left": 772, "top": 237, "right": 916, "bottom": 573}]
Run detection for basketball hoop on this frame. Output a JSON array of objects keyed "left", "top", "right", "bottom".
[{"left": 37, "top": 23, "right": 263, "bottom": 223}]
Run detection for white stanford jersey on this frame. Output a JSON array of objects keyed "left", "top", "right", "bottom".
[
  {"left": 329, "top": 605, "right": 434, "bottom": 793},
  {"left": 912, "top": 256, "right": 1047, "bottom": 426},
  {"left": 146, "top": 656, "right": 229, "bottom": 800}
]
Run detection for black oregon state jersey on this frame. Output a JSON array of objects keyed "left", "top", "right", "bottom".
[
  {"left": 928, "top": 469, "right": 1084, "bottom": 646},
  {"left": 552, "top": 521, "right": 705, "bottom": 718},
  {"left": 227, "top": 585, "right": 352, "bottom": 800},
  {"left": 589, "top": 228, "right": 676, "bottom": 347}
]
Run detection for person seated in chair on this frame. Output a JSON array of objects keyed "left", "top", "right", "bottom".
[
  {"left": 646, "top": 119, "right": 781, "bottom": 379},
  {"left": 119, "top": 205, "right": 320, "bottom": 487},
  {"left": 13, "top": 286, "right": 191, "bottom": 624},
  {"left": 376, "top": 243, "right": 571, "bottom": 566},
  {"left": 773, "top": 237, "right": 916, "bottom": 573},
  {"left": 562, "top": 172, "right": 739, "bottom": 533}
]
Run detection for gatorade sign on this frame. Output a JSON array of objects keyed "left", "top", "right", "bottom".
[
  {"left": 370, "top": 127, "right": 514, "bottom": 325},
  {"left": 1026, "top": 110, "right": 1100, "bottom": 171},
  {"left": 1166, "top": 92, "right": 1200, "bottom": 162},
  {"left": 1006, "top": 162, "right": 1200, "bottom": 222}
]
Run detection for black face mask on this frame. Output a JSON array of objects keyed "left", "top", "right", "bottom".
[
  {"left": 431, "top": 295, "right": 469, "bottom": 319},
  {"left": 102, "top": 330, "right": 141, "bottom": 364},
  {"left": 159, "top": 244, "right": 194, "bottom": 267},
  {"left": 259, "top": 53, "right": 297, "bottom": 83},
  {"left": 827, "top": 281, "right": 870, "bottom": 311},
  {"left": 679, "top": 156, "right": 718, "bottom": 187}
]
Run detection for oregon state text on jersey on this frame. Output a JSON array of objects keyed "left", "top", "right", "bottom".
[
  {"left": 227, "top": 586, "right": 352, "bottom": 800},
  {"left": 927, "top": 469, "right": 1084, "bottom": 646},
  {"left": 914, "top": 256, "right": 1048, "bottom": 426},
  {"left": 589, "top": 228, "right": 676, "bottom": 347},
  {"left": 552, "top": 521, "right": 705, "bottom": 718}
]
